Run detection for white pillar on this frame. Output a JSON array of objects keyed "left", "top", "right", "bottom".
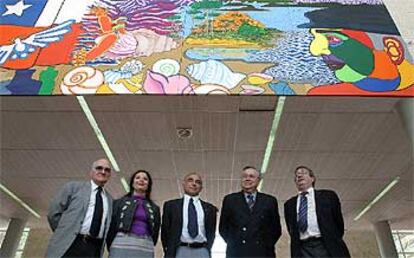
[
  {"left": 396, "top": 98, "right": 414, "bottom": 147},
  {"left": 396, "top": 98, "right": 414, "bottom": 200},
  {"left": 0, "top": 218, "right": 26, "bottom": 258},
  {"left": 373, "top": 220, "right": 398, "bottom": 258}
]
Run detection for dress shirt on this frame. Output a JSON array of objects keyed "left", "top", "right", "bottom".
[
  {"left": 80, "top": 180, "right": 109, "bottom": 238},
  {"left": 243, "top": 191, "right": 257, "bottom": 204},
  {"left": 296, "top": 187, "right": 321, "bottom": 240},
  {"left": 180, "top": 194, "right": 207, "bottom": 243}
]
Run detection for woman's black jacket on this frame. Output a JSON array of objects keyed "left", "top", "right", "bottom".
[{"left": 107, "top": 195, "right": 161, "bottom": 247}]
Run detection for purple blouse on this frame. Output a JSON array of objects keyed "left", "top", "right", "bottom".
[{"left": 131, "top": 194, "right": 151, "bottom": 237}]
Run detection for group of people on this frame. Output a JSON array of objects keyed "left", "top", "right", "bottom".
[{"left": 45, "top": 158, "right": 351, "bottom": 258}]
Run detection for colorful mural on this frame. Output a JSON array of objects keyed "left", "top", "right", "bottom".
[{"left": 0, "top": 0, "right": 413, "bottom": 96}]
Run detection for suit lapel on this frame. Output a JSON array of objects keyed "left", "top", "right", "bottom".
[
  {"left": 201, "top": 200, "right": 212, "bottom": 234},
  {"left": 81, "top": 181, "right": 91, "bottom": 214},
  {"left": 238, "top": 191, "right": 251, "bottom": 213},
  {"left": 176, "top": 198, "right": 184, "bottom": 229},
  {"left": 290, "top": 196, "right": 299, "bottom": 235},
  {"left": 251, "top": 192, "right": 262, "bottom": 213},
  {"left": 201, "top": 200, "right": 210, "bottom": 218},
  {"left": 314, "top": 190, "right": 323, "bottom": 223}
]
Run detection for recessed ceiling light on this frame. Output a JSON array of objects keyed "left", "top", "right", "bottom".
[
  {"left": 77, "top": 96, "right": 128, "bottom": 192},
  {"left": 354, "top": 176, "right": 400, "bottom": 221},
  {"left": 0, "top": 183, "right": 41, "bottom": 219},
  {"left": 258, "top": 97, "right": 286, "bottom": 190}
]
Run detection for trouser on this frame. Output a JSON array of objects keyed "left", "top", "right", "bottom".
[
  {"left": 62, "top": 234, "right": 103, "bottom": 258},
  {"left": 300, "top": 237, "right": 330, "bottom": 258}
]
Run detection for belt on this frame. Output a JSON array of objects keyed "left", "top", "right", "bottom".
[
  {"left": 300, "top": 237, "right": 322, "bottom": 243},
  {"left": 77, "top": 234, "right": 102, "bottom": 244},
  {"left": 180, "top": 242, "right": 207, "bottom": 248}
]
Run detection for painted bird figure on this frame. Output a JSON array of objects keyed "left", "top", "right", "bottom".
[{"left": 0, "top": 19, "right": 74, "bottom": 64}]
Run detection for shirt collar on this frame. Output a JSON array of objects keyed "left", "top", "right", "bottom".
[
  {"left": 243, "top": 191, "right": 257, "bottom": 198},
  {"left": 298, "top": 187, "right": 314, "bottom": 196},
  {"left": 90, "top": 180, "right": 105, "bottom": 193},
  {"left": 184, "top": 194, "right": 200, "bottom": 202}
]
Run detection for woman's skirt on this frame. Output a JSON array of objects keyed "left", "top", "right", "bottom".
[{"left": 109, "top": 232, "right": 154, "bottom": 258}]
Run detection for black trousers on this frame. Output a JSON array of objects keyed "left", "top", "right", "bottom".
[
  {"left": 63, "top": 235, "right": 103, "bottom": 258},
  {"left": 300, "top": 237, "right": 330, "bottom": 258}
]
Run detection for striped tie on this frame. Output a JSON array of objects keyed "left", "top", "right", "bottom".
[
  {"left": 298, "top": 191, "right": 308, "bottom": 233},
  {"left": 247, "top": 194, "right": 255, "bottom": 211}
]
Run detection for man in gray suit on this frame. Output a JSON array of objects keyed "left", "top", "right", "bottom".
[{"left": 46, "top": 158, "right": 113, "bottom": 258}]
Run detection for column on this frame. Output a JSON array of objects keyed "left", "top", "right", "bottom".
[
  {"left": 396, "top": 98, "right": 414, "bottom": 200},
  {"left": 373, "top": 220, "right": 398, "bottom": 258},
  {"left": 0, "top": 218, "right": 26, "bottom": 258},
  {"left": 396, "top": 98, "right": 414, "bottom": 147}
]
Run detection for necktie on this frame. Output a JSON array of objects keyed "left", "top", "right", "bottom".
[
  {"left": 90, "top": 186, "right": 103, "bottom": 238},
  {"left": 298, "top": 191, "right": 308, "bottom": 233},
  {"left": 247, "top": 194, "right": 255, "bottom": 211},
  {"left": 187, "top": 198, "right": 198, "bottom": 238}
]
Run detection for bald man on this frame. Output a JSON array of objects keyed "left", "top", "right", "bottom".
[
  {"left": 161, "top": 173, "right": 218, "bottom": 258},
  {"left": 46, "top": 158, "right": 113, "bottom": 258}
]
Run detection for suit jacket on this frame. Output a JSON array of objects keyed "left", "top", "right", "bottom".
[
  {"left": 219, "top": 191, "right": 282, "bottom": 258},
  {"left": 284, "top": 189, "right": 350, "bottom": 258},
  {"left": 161, "top": 198, "right": 218, "bottom": 258},
  {"left": 46, "top": 181, "right": 113, "bottom": 258}
]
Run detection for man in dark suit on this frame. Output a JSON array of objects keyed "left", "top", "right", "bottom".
[
  {"left": 46, "top": 158, "right": 113, "bottom": 258},
  {"left": 284, "top": 165, "right": 350, "bottom": 258},
  {"left": 219, "top": 166, "right": 282, "bottom": 258},
  {"left": 161, "top": 173, "right": 218, "bottom": 258}
]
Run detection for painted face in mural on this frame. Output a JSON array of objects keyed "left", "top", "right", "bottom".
[
  {"left": 310, "top": 29, "right": 375, "bottom": 83},
  {"left": 309, "top": 28, "right": 414, "bottom": 92}
]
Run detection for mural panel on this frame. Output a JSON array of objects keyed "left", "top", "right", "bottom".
[{"left": 0, "top": 0, "right": 413, "bottom": 96}]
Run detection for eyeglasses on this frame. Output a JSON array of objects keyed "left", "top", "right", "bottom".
[{"left": 94, "top": 166, "right": 111, "bottom": 173}]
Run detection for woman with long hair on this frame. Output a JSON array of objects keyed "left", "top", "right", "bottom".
[{"left": 107, "top": 170, "right": 160, "bottom": 258}]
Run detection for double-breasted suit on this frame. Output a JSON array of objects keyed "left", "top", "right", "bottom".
[
  {"left": 219, "top": 191, "right": 282, "bottom": 258},
  {"left": 46, "top": 181, "right": 113, "bottom": 258},
  {"left": 161, "top": 198, "right": 217, "bottom": 258},
  {"left": 284, "top": 189, "right": 350, "bottom": 258}
]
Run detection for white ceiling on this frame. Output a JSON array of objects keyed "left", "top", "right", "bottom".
[{"left": 1, "top": 96, "right": 413, "bottom": 231}]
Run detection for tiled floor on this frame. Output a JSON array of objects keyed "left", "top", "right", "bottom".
[{"left": 383, "top": 0, "right": 414, "bottom": 55}]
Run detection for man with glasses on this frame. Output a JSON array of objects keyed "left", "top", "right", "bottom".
[
  {"left": 46, "top": 158, "right": 113, "bottom": 258},
  {"left": 219, "top": 166, "right": 282, "bottom": 257},
  {"left": 284, "top": 166, "right": 350, "bottom": 258}
]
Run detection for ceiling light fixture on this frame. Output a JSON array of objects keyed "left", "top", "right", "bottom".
[
  {"left": 258, "top": 96, "right": 286, "bottom": 190},
  {"left": 77, "top": 96, "right": 128, "bottom": 192},
  {"left": 353, "top": 176, "right": 400, "bottom": 221},
  {"left": 0, "top": 183, "right": 41, "bottom": 219},
  {"left": 120, "top": 177, "right": 129, "bottom": 192}
]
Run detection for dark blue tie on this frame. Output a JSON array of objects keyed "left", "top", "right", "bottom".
[
  {"left": 90, "top": 186, "right": 103, "bottom": 237},
  {"left": 188, "top": 198, "right": 198, "bottom": 238},
  {"left": 298, "top": 191, "right": 308, "bottom": 233}
]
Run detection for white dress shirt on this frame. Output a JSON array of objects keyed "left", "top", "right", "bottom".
[
  {"left": 80, "top": 180, "right": 109, "bottom": 239},
  {"left": 296, "top": 187, "right": 321, "bottom": 240},
  {"left": 243, "top": 191, "right": 257, "bottom": 204},
  {"left": 180, "top": 194, "right": 207, "bottom": 243}
]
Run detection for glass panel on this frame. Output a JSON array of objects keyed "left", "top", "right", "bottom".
[
  {"left": 0, "top": 230, "right": 6, "bottom": 249},
  {"left": 393, "top": 230, "right": 414, "bottom": 258},
  {"left": 14, "top": 228, "right": 30, "bottom": 258},
  {"left": 14, "top": 251, "right": 22, "bottom": 258}
]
